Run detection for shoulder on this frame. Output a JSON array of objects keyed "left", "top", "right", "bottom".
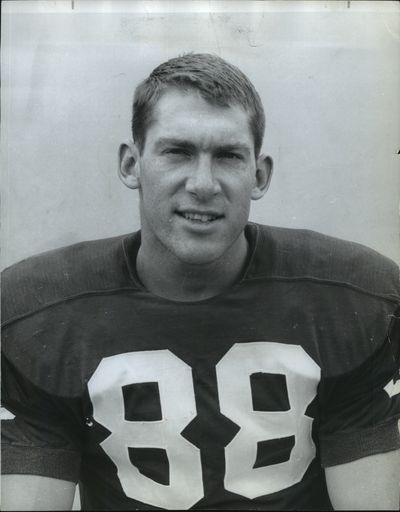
[
  {"left": 2, "top": 233, "right": 138, "bottom": 325},
  {"left": 247, "top": 223, "right": 399, "bottom": 301}
]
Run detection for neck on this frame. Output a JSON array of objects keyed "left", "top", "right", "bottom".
[{"left": 136, "top": 234, "right": 249, "bottom": 302}]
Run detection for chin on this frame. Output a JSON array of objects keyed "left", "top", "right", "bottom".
[{"left": 172, "top": 244, "right": 227, "bottom": 267}]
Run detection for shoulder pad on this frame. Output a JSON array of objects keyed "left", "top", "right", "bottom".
[
  {"left": 247, "top": 224, "right": 400, "bottom": 302},
  {"left": 2, "top": 234, "right": 138, "bottom": 325}
]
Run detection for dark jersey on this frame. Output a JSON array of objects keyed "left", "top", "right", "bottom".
[{"left": 2, "top": 223, "right": 400, "bottom": 510}]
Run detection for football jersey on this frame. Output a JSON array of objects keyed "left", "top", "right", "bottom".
[{"left": 2, "top": 223, "right": 400, "bottom": 510}]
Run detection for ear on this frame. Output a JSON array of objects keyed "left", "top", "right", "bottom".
[
  {"left": 251, "top": 154, "right": 273, "bottom": 200},
  {"left": 118, "top": 141, "right": 141, "bottom": 189}
]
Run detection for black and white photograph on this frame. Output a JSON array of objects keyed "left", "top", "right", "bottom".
[{"left": 1, "top": 1, "right": 399, "bottom": 510}]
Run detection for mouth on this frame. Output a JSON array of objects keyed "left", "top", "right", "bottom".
[{"left": 176, "top": 210, "right": 223, "bottom": 224}]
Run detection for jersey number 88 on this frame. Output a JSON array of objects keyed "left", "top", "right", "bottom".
[{"left": 88, "top": 342, "right": 320, "bottom": 509}]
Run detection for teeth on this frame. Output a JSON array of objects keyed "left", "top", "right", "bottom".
[{"left": 182, "top": 212, "right": 217, "bottom": 222}]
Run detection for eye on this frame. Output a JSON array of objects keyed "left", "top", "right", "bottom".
[
  {"left": 163, "top": 148, "right": 190, "bottom": 157},
  {"left": 217, "top": 151, "right": 242, "bottom": 161}
]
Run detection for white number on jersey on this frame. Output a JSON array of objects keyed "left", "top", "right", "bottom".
[
  {"left": 384, "top": 376, "right": 400, "bottom": 398},
  {"left": 216, "top": 342, "right": 320, "bottom": 498},
  {"left": 88, "top": 350, "right": 204, "bottom": 510},
  {"left": 88, "top": 342, "right": 320, "bottom": 509}
]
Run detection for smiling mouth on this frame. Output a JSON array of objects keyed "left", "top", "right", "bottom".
[{"left": 176, "top": 211, "right": 223, "bottom": 223}]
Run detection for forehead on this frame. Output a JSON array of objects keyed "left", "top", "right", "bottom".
[{"left": 146, "top": 88, "right": 254, "bottom": 149}]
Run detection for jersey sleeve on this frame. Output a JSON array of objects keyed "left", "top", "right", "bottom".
[
  {"left": 318, "top": 307, "right": 400, "bottom": 467},
  {"left": 1, "top": 352, "right": 82, "bottom": 482}
]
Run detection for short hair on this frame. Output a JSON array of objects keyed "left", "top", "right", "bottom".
[{"left": 131, "top": 53, "right": 265, "bottom": 156}]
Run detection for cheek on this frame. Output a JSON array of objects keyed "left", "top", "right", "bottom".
[
  {"left": 140, "top": 180, "right": 175, "bottom": 227},
  {"left": 231, "top": 181, "right": 254, "bottom": 208},
  {"left": 140, "top": 160, "right": 177, "bottom": 200},
  {"left": 139, "top": 170, "right": 163, "bottom": 204}
]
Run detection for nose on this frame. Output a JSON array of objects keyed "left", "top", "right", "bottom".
[{"left": 185, "top": 155, "right": 221, "bottom": 200}]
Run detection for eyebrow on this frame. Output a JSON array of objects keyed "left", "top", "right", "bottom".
[
  {"left": 155, "top": 137, "right": 251, "bottom": 155},
  {"left": 155, "top": 138, "right": 196, "bottom": 151}
]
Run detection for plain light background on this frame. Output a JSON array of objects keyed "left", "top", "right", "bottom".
[{"left": 2, "top": 0, "right": 399, "bottom": 271}]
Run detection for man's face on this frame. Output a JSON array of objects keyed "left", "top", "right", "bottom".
[{"left": 125, "top": 88, "right": 269, "bottom": 266}]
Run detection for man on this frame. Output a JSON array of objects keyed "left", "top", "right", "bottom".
[{"left": 1, "top": 53, "right": 399, "bottom": 510}]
